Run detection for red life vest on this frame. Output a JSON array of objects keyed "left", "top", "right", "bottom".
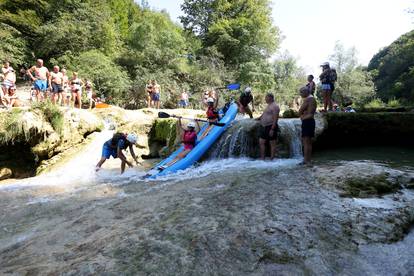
[
  {"left": 206, "top": 106, "right": 219, "bottom": 120},
  {"left": 183, "top": 130, "right": 197, "bottom": 150}
]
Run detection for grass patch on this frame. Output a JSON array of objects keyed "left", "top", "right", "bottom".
[
  {"left": 342, "top": 174, "right": 401, "bottom": 198},
  {"left": 31, "top": 100, "right": 64, "bottom": 135},
  {"left": 0, "top": 109, "right": 26, "bottom": 144},
  {"left": 364, "top": 98, "right": 385, "bottom": 109}
]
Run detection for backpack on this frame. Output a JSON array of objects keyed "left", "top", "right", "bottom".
[
  {"left": 329, "top": 69, "right": 337, "bottom": 83},
  {"left": 111, "top": 132, "right": 127, "bottom": 147}
]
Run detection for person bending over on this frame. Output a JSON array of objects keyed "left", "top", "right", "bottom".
[
  {"left": 256, "top": 93, "right": 280, "bottom": 160},
  {"left": 238, "top": 87, "right": 255, "bottom": 118},
  {"left": 96, "top": 133, "right": 139, "bottom": 173},
  {"left": 159, "top": 118, "right": 200, "bottom": 170},
  {"left": 298, "top": 86, "right": 317, "bottom": 165}
]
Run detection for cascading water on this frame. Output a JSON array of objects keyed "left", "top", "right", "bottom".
[
  {"left": 208, "top": 118, "right": 303, "bottom": 159},
  {"left": 278, "top": 119, "right": 303, "bottom": 158}
]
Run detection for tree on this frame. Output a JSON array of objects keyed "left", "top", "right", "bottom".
[
  {"left": 0, "top": 23, "right": 29, "bottom": 65},
  {"left": 72, "top": 50, "right": 131, "bottom": 104},
  {"left": 180, "top": 0, "right": 280, "bottom": 66},
  {"left": 272, "top": 51, "right": 306, "bottom": 105},
  {"left": 368, "top": 30, "right": 414, "bottom": 103},
  {"left": 329, "top": 42, "right": 375, "bottom": 106}
]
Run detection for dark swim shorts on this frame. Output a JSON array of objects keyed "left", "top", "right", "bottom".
[
  {"left": 259, "top": 125, "right": 278, "bottom": 141},
  {"left": 301, "top": 118, "right": 315, "bottom": 138},
  {"left": 51, "top": 83, "right": 63, "bottom": 93}
]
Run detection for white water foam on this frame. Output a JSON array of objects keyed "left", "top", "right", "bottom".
[{"left": 147, "top": 157, "right": 302, "bottom": 184}]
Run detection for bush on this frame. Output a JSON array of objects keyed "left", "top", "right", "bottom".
[
  {"left": 72, "top": 50, "right": 131, "bottom": 105},
  {"left": 0, "top": 109, "right": 25, "bottom": 144},
  {"left": 31, "top": 101, "right": 64, "bottom": 135},
  {"left": 364, "top": 98, "right": 385, "bottom": 109},
  {"left": 387, "top": 98, "right": 401, "bottom": 108}
]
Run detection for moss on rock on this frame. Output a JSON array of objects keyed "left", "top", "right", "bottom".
[
  {"left": 0, "top": 108, "right": 103, "bottom": 179},
  {"left": 150, "top": 118, "right": 177, "bottom": 148},
  {"left": 341, "top": 174, "right": 401, "bottom": 198}
]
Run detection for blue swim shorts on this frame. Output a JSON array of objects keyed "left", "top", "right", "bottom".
[
  {"left": 34, "top": 80, "right": 48, "bottom": 92},
  {"left": 321, "top": 84, "right": 331, "bottom": 91},
  {"left": 152, "top": 93, "right": 160, "bottom": 101},
  {"left": 102, "top": 144, "right": 117, "bottom": 159}
]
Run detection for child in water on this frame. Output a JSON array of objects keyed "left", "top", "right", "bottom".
[{"left": 159, "top": 118, "right": 200, "bottom": 170}]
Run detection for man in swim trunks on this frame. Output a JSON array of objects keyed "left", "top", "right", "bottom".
[
  {"left": 256, "top": 93, "right": 280, "bottom": 160},
  {"left": 298, "top": 86, "right": 317, "bottom": 165},
  {"left": 96, "top": 133, "right": 139, "bottom": 174},
  {"left": 49, "top": 65, "right": 64, "bottom": 105},
  {"left": 28, "top": 59, "right": 49, "bottom": 102},
  {"left": 1, "top": 61, "right": 16, "bottom": 106},
  {"left": 151, "top": 80, "right": 161, "bottom": 109}
]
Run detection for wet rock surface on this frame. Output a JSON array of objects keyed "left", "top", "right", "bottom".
[{"left": 0, "top": 160, "right": 413, "bottom": 275}]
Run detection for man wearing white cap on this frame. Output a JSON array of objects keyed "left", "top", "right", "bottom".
[{"left": 96, "top": 132, "right": 140, "bottom": 173}]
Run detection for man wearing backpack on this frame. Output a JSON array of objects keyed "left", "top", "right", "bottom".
[
  {"left": 319, "top": 62, "right": 337, "bottom": 112},
  {"left": 95, "top": 133, "right": 139, "bottom": 173}
]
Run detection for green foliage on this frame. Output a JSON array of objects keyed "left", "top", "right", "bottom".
[
  {"left": 31, "top": 101, "right": 64, "bottom": 135},
  {"left": 72, "top": 50, "right": 131, "bottom": 104},
  {"left": 387, "top": 98, "right": 401, "bottom": 108},
  {"left": 368, "top": 30, "right": 414, "bottom": 102},
  {"left": 150, "top": 118, "right": 177, "bottom": 148},
  {"left": 0, "top": 108, "right": 25, "bottom": 144},
  {"left": 272, "top": 52, "right": 306, "bottom": 105},
  {"left": 180, "top": 0, "right": 280, "bottom": 66},
  {"left": 364, "top": 98, "right": 385, "bottom": 109},
  {"left": 328, "top": 42, "right": 375, "bottom": 107},
  {"left": 0, "top": 23, "right": 28, "bottom": 65}
]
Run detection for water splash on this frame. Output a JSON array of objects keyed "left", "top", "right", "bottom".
[{"left": 209, "top": 118, "right": 303, "bottom": 159}]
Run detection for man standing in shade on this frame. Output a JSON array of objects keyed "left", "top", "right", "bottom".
[
  {"left": 256, "top": 93, "right": 280, "bottom": 160},
  {"left": 299, "top": 86, "right": 317, "bottom": 165}
]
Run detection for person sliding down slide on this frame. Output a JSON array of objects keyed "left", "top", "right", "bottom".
[
  {"left": 96, "top": 133, "right": 139, "bottom": 173},
  {"left": 158, "top": 118, "right": 200, "bottom": 171}
]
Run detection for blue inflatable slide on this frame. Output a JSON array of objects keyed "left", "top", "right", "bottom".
[{"left": 145, "top": 102, "right": 238, "bottom": 179}]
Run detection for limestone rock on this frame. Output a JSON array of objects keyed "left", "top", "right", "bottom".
[{"left": 0, "top": 167, "right": 12, "bottom": 180}]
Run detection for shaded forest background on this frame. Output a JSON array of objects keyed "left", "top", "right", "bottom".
[{"left": 0, "top": 0, "right": 412, "bottom": 109}]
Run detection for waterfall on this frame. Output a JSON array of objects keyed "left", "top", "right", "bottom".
[
  {"left": 207, "top": 118, "right": 303, "bottom": 159},
  {"left": 278, "top": 119, "right": 303, "bottom": 158}
]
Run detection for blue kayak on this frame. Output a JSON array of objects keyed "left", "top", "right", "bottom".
[{"left": 145, "top": 103, "right": 239, "bottom": 179}]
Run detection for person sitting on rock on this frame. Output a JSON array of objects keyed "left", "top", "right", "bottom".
[
  {"left": 96, "top": 133, "right": 139, "bottom": 174},
  {"left": 4, "top": 85, "right": 19, "bottom": 108},
  {"left": 237, "top": 87, "right": 255, "bottom": 118},
  {"left": 158, "top": 118, "right": 200, "bottom": 170}
]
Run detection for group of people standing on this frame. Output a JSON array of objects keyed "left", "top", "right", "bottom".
[
  {"left": 146, "top": 80, "right": 161, "bottom": 109},
  {"left": 27, "top": 59, "right": 95, "bottom": 109},
  {"left": 1, "top": 59, "right": 96, "bottom": 109}
]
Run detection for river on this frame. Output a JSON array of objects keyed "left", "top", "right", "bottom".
[{"left": 0, "top": 124, "right": 414, "bottom": 275}]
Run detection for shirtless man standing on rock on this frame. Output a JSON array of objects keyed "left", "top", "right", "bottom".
[
  {"left": 256, "top": 93, "right": 280, "bottom": 160},
  {"left": 49, "top": 66, "right": 63, "bottom": 105},
  {"left": 28, "top": 59, "right": 49, "bottom": 102},
  {"left": 299, "top": 86, "right": 317, "bottom": 165}
]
